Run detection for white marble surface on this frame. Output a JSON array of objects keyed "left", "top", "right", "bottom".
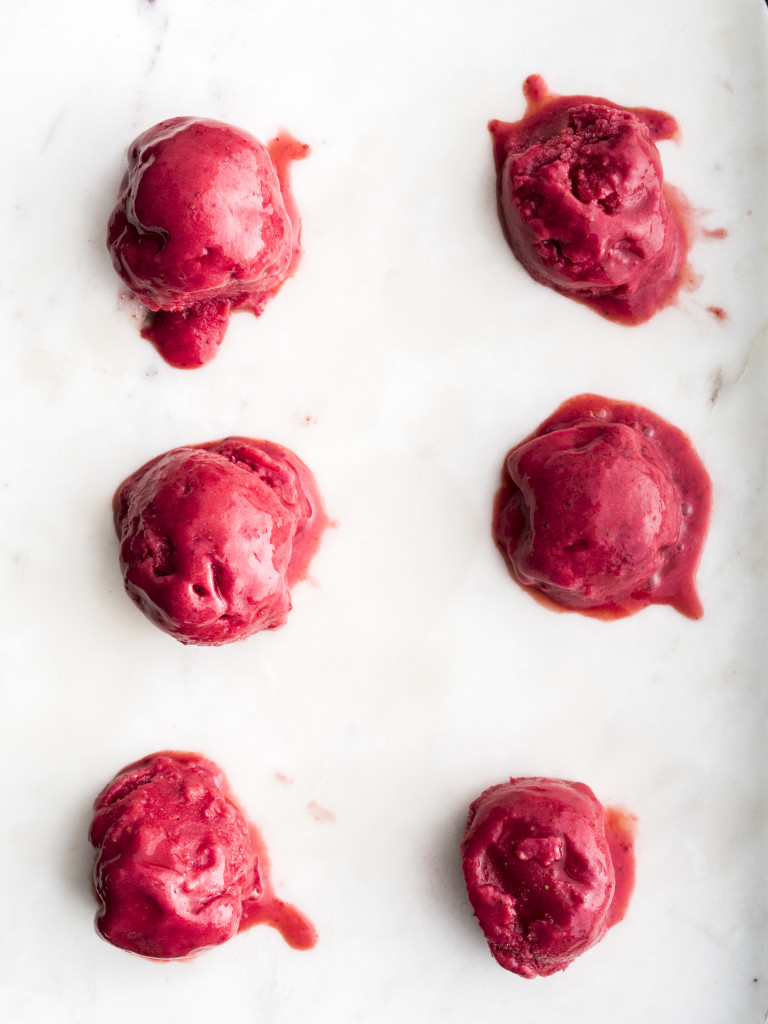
[{"left": 1, "top": 0, "right": 767, "bottom": 1021}]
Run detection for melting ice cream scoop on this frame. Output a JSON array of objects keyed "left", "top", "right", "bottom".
[
  {"left": 113, "top": 437, "right": 327, "bottom": 645},
  {"left": 89, "top": 751, "right": 316, "bottom": 959},
  {"left": 107, "top": 118, "right": 307, "bottom": 367},
  {"left": 461, "top": 777, "right": 635, "bottom": 978},
  {"left": 490, "top": 76, "right": 689, "bottom": 324},
  {"left": 494, "top": 394, "right": 711, "bottom": 619}
]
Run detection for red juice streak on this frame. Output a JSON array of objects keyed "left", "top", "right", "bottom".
[
  {"left": 241, "top": 823, "right": 317, "bottom": 950},
  {"left": 493, "top": 394, "right": 712, "bottom": 620},
  {"left": 267, "top": 132, "right": 310, "bottom": 282},
  {"left": 604, "top": 806, "right": 637, "bottom": 927}
]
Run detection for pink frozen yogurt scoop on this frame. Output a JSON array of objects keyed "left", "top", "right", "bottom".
[{"left": 107, "top": 118, "right": 308, "bottom": 367}]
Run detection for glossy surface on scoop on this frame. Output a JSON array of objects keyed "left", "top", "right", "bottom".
[
  {"left": 490, "top": 76, "right": 688, "bottom": 323},
  {"left": 114, "top": 437, "right": 326, "bottom": 645},
  {"left": 107, "top": 118, "right": 307, "bottom": 367},
  {"left": 494, "top": 394, "right": 711, "bottom": 618},
  {"left": 461, "top": 777, "right": 635, "bottom": 978},
  {"left": 90, "top": 752, "right": 258, "bottom": 958},
  {"left": 90, "top": 752, "right": 317, "bottom": 959}
]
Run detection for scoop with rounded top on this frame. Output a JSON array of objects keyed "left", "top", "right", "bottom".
[
  {"left": 89, "top": 752, "right": 258, "bottom": 959},
  {"left": 509, "top": 420, "right": 681, "bottom": 605},
  {"left": 460, "top": 777, "right": 634, "bottom": 978},
  {"left": 494, "top": 394, "right": 711, "bottom": 619},
  {"left": 107, "top": 117, "right": 307, "bottom": 367},
  {"left": 113, "top": 437, "right": 327, "bottom": 645},
  {"left": 90, "top": 751, "right": 318, "bottom": 959},
  {"left": 489, "top": 76, "right": 688, "bottom": 323}
]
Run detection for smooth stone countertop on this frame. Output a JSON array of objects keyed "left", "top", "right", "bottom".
[{"left": 1, "top": 1, "right": 767, "bottom": 1022}]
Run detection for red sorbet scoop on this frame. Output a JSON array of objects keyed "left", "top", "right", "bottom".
[
  {"left": 89, "top": 752, "right": 316, "bottom": 959},
  {"left": 114, "top": 437, "right": 327, "bottom": 645},
  {"left": 461, "top": 777, "right": 636, "bottom": 978},
  {"left": 494, "top": 394, "right": 711, "bottom": 619},
  {"left": 107, "top": 118, "right": 308, "bottom": 367},
  {"left": 489, "top": 76, "right": 689, "bottom": 324}
]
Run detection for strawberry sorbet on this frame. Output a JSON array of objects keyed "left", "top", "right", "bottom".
[
  {"left": 494, "top": 394, "right": 711, "bottom": 619},
  {"left": 114, "top": 437, "right": 326, "bottom": 645},
  {"left": 490, "top": 76, "right": 689, "bottom": 324},
  {"left": 461, "top": 777, "right": 635, "bottom": 978},
  {"left": 107, "top": 118, "right": 308, "bottom": 367},
  {"left": 89, "top": 751, "right": 316, "bottom": 959}
]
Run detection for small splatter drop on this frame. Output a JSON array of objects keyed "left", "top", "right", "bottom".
[{"left": 307, "top": 801, "right": 336, "bottom": 823}]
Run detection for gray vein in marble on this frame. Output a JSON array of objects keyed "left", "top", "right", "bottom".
[
  {"left": 709, "top": 321, "right": 768, "bottom": 407},
  {"left": 131, "top": 9, "right": 170, "bottom": 125},
  {"left": 145, "top": 29, "right": 167, "bottom": 78},
  {"left": 42, "top": 111, "right": 65, "bottom": 152},
  {"left": 709, "top": 368, "right": 723, "bottom": 405}
]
